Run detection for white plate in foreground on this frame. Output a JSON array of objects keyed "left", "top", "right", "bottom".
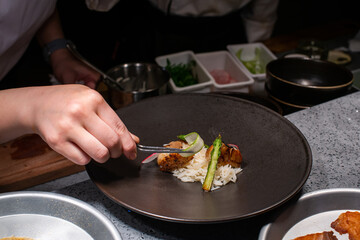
[{"left": 259, "top": 188, "right": 360, "bottom": 240}]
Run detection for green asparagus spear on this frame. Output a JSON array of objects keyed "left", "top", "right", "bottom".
[{"left": 202, "top": 135, "right": 222, "bottom": 191}]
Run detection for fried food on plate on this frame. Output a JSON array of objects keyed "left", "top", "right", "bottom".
[
  {"left": 331, "top": 211, "right": 360, "bottom": 240},
  {"left": 292, "top": 231, "right": 338, "bottom": 240},
  {"left": 157, "top": 141, "right": 194, "bottom": 172},
  {"left": 206, "top": 143, "right": 242, "bottom": 168},
  {"left": 0, "top": 237, "right": 34, "bottom": 240},
  {"left": 158, "top": 141, "right": 243, "bottom": 172}
]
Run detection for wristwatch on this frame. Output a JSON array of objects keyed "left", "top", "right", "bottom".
[{"left": 42, "top": 38, "right": 69, "bottom": 63}]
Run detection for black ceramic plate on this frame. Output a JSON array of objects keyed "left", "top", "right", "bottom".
[
  {"left": 215, "top": 92, "right": 283, "bottom": 115},
  {"left": 259, "top": 188, "right": 360, "bottom": 240},
  {"left": 86, "top": 93, "right": 312, "bottom": 223}
]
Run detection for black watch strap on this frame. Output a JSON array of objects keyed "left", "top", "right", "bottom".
[{"left": 43, "top": 38, "right": 68, "bottom": 63}]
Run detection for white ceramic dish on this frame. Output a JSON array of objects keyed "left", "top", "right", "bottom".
[
  {"left": 227, "top": 42, "right": 277, "bottom": 80},
  {"left": 195, "top": 51, "right": 254, "bottom": 92},
  {"left": 258, "top": 188, "right": 360, "bottom": 240},
  {"left": 0, "top": 191, "right": 122, "bottom": 240},
  {"left": 155, "top": 50, "right": 212, "bottom": 93}
]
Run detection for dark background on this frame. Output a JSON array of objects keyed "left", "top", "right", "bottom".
[{"left": 1, "top": 0, "right": 359, "bottom": 89}]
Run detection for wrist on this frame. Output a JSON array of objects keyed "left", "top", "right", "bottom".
[
  {"left": 42, "top": 38, "right": 69, "bottom": 63},
  {"left": 0, "top": 88, "right": 38, "bottom": 141}
]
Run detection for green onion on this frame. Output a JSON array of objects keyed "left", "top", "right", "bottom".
[{"left": 165, "top": 59, "right": 198, "bottom": 87}]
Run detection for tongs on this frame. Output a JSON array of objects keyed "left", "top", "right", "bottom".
[
  {"left": 65, "top": 40, "right": 122, "bottom": 90},
  {"left": 137, "top": 144, "right": 194, "bottom": 154}
]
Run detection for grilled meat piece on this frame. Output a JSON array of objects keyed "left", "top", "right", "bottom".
[
  {"left": 331, "top": 211, "right": 360, "bottom": 240},
  {"left": 206, "top": 143, "right": 242, "bottom": 168},
  {"left": 157, "top": 141, "right": 193, "bottom": 172}
]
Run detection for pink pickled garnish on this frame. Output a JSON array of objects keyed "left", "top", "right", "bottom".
[
  {"left": 227, "top": 143, "right": 239, "bottom": 150},
  {"left": 210, "top": 69, "right": 236, "bottom": 84},
  {"left": 142, "top": 153, "right": 160, "bottom": 164}
]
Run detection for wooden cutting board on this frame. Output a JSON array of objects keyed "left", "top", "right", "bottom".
[{"left": 0, "top": 134, "right": 85, "bottom": 192}]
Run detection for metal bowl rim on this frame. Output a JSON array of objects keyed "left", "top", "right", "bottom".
[
  {"left": 0, "top": 191, "right": 122, "bottom": 240},
  {"left": 106, "top": 62, "right": 167, "bottom": 73}
]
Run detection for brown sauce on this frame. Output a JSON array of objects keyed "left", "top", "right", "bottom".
[{"left": 10, "top": 134, "right": 51, "bottom": 159}]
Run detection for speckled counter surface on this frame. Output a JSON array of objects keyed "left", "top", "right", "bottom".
[
  {"left": 27, "top": 91, "right": 360, "bottom": 240},
  {"left": 286, "top": 91, "right": 360, "bottom": 193}
]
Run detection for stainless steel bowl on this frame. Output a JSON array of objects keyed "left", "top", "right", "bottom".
[
  {"left": 105, "top": 63, "right": 170, "bottom": 109},
  {"left": 0, "top": 191, "right": 121, "bottom": 240}
]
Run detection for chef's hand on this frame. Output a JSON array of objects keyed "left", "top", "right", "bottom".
[
  {"left": 27, "top": 85, "right": 138, "bottom": 165},
  {"left": 50, "top": 48, "right": 100, "bottom": 89}
]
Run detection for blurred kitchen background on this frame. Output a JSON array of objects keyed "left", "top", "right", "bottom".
[{"left": 1, "top": 0, "right": 359, "bottom": 89}]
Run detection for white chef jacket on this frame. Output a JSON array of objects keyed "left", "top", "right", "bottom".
[
  {"left": 0, "top": 0, "right": 57, "bottom": 81},
  {"left": 86, "top": 0, "right": 279, "bottom": 43},
  {"left": 147, "top": 0, "right": 279, "bottom": 43}
]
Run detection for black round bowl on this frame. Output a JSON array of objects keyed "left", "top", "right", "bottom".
[{"left": 266, "top": 58, "right": 353, "bottom": 107}]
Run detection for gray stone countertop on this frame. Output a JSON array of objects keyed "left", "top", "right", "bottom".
[
  {"left": 27, "top": 91, "right": 360, "bottom": 240},
  {"left": 286, "top": 91, "right": 360, "bottom": 193}
]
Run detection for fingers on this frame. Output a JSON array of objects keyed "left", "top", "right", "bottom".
[
  {"left": 83, "top": 113, "right": 124, "bottom": 158},
  {"left": 84, "top": 80, "right": 97, "bottom": 89},
  {"left": 48, "top": 137, "right": 91, "bottom": 165},
  {"left": 96, "top": 101, "right": 138, "bottom": 160},
  {"left": 61, "top": 69, "right": 99, "bottom": 89},
  {"left": 64, "top": 109, "right": 136, "bottom": 163},
  {"left": 68, "top": 127, "right": 110, "bottom": 163},
  {"left": 53, "top": 54, "right": 100, "bottom": 89},
  {"left": 76, "top": 69, "right": 100, "bottom": 89},
  {"left": 71, "top": 94, "right": 137, "bottom": 161},
  {"left": 45, "top": 125, "right": 110, "bottom": 165},
  {"left": 131, "top": 133, "right": 140, "bottom": 143},
  {"left": 35, "top": 85, "right": 138, "bottom": 165}
]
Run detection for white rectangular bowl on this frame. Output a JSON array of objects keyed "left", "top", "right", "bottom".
[
  {"left": 195, "top": 51, "right": 254, "bottom": 92},
  {"left": 227, "top": 42, "right": 277, "bottom": 80},
  {"left": 155, "top": 51, "right": 212, "bottom": 93}
]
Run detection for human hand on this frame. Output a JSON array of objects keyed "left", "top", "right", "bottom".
[
  {"left": 26, "top": 85, "right": 139, "bottom": 165},
  {"left": 50, "top": 49, "right": 100, "bottom": 89}
]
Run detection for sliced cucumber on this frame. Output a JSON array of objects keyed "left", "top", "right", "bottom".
[{"left": 178, "top": 132, "right": 204, "bottom": 157}]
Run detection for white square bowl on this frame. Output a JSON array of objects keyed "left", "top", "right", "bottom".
[
  {"left": 227, "top": 43, "right": 277, "bottom": 80},
  {"left": 195, "top": 51, "right": 254, "bottom": 92},
  {"left": 155, "top": 51, "right": 212, "bottom": 93}
]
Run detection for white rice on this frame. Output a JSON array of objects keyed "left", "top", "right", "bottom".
[{"left": 172, "top": 146, "right": 242, "bottom": 191}]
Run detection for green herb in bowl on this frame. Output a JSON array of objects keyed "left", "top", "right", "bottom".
[{"left": 165, "top": 59, "right": 199, "bottom": 87}]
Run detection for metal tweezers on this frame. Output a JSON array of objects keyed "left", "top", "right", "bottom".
[{"left": 137, "top": 144, "right": 194, "bottom": 154}]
